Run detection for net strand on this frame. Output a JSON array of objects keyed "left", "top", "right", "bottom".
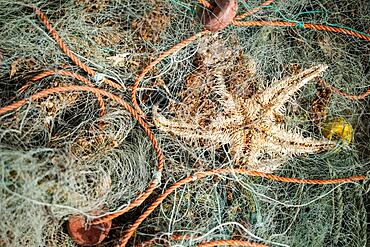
[
  {"left": 0, "top": 85, "right": 165, "bottom": 227},
  {"left": 132, "top": 1, "right": 370, "bottom": 118},
  {"left": 33, "top": 7, "right": 123, "bottom": 90},
  {"left": 1, "top": 2, "right": 369, "bottom": 246},
  {"left": 131, "top": 30, "right": 210, "bottom": 116},
  {"left": 235, "top": 0, "right": 275, "bottom": 20},
  {"left": 18, "top": 69, "right": 106, "bottom": 115},
  {"left": 118, "top": 168, "right": 364, "bottom": 246}
]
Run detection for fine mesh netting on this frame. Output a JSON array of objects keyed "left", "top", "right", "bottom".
[{"left": 0, "top": 0, "right": 369, "bottom": 246}]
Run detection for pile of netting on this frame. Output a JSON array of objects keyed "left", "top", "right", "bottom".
[{"left": 0, "top": 0, "right": 369, "bottom": 246}]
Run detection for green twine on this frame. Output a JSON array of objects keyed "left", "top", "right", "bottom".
[
  {"left": 169, "top": 0, "right": 196, "bottom": 15},
  {"left": 263, "top": 5, "right": 370, "bottom": 38},
  {"left": 169, "top": 0, "right": 370, "bottom": 39},
  {"left": 294, "top": 22, "right": 305, "bottom": 29},
  {"left": 294, "top": 10, "right": 323, "bottom": 18}
]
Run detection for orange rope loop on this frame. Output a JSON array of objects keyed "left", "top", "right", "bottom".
[
  {"left": 18, "top": 70, "right": 106, "bottom": 115},
  {"left": 33, "top": 8, "right": 95, "bottom": 76},
  {"left": 317, "top": 78, "right": 370, "bottom": 100},
  {"left": 326, "top": 84, "right": 370, "bottom": 100},
  {"left": 0, "top": 85, "right": 164, "bottom": 225},
  {"left": 131, "top": 30, "right": 210, "bottom": 115},
  {"left": 3, "top": 3, "right": 366, "bottom": 247},
  {"left": 133, "top": 1, "right": 369, "bottom": 116},
  {"left": 118, "top": 168, "right": 364, "bottom": 246},
  {"left": 33, "top": 7, "right": 123, "bottom": 90}
]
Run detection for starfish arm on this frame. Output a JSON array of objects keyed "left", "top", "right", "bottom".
[
  {"left": 245, "top": 147, "right": 287, "bottom": 172},
  {"left": 229, "top": 129, "right": 248, "bottom": 159},
  {"left": 153, "top": 106, "right": 231, "bottom": 143},
  {"left": 244, "top": 126, "right": 333, "bottom": 172},
  {"left": 212, "top": 70, "right": 242, "bottom": 114},
  {"left": 209, "top": 114, "right": 244, "bottom": 129},
  {"left": 266, "top": 125, "right": 335, "bottom": 156},
  {"left": 257, "top": 65, "right": 328, "bottom": 112}
]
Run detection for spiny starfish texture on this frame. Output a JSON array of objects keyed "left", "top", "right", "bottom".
[{"left": 153, "top": 36, "right": 334, "bottom": 172}]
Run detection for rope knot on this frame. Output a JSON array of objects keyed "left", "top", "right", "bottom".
[
  {"left": 153, "top": 171, "right": 162, "bottom": 187},
  {"left": 294, "top": 21, "right": 305, "bottom": 29},
  {"left": 93, "top": 72, "right": 106, "bottom": 86}
]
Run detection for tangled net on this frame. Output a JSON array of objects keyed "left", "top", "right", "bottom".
[{"left": 0, "top": 0, "right": 369, "bottom": 246}]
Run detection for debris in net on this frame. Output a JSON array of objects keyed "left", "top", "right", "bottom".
[
  {"left": 67, "top": 210, "right": 112, "bottom": 246},
  {"left": 153, "top": 37, "right": 334, "bottom": 172},
  {"left": 199, "top": 0, "right": 238, "bottom": 32},
  {"left": 322, "top": 117, "right": 353, "bottom": 144},
  {"left": 309, "top": 78, "right": 332, "bottom": 125},
  {"left": 0, "top": 0, "right": 368, "bottom": 246}
]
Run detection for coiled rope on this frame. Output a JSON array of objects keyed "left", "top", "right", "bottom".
[{"left": 0, "top": 1, "right": 368, "bottom": 246}]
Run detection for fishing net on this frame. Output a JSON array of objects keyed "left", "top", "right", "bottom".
[{"left": 0, "top": 0, "right": 369, "bottom": 246}]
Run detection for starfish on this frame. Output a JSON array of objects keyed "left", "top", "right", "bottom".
[{"left": 153, "top": 38, "right": 334, "bottom": 172}]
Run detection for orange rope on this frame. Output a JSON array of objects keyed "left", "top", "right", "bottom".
[
  {"left": 131, "top": 30, "right": 210, "bottom": 115},
  {"left": 303, "top": 23, "right": 370, "bottom": 42},
  {"left": 321, "top": 79, "right": 370, "bottom": 100},
  {"left": 198, "top": 240, "right": 269, "bottom": 247},
  {"left": 33, "top": 7, "right": 123, "bottom": 90},
  {"left": 198, "top": 0, "right": 212, "bottom": 9},
  {"left": 6, "top": 4, "right": 366, "bottom": 246},
  {"left": 33, "top": 8, "right": 95, "bottom": 76},
  {"left": 231, "top": 20, "right": 370, "bottom": 42},
  {"left": 0, "top": 85, "right": 164, "bottom": 223},
  {"left": 118, "top": 168, "right": 364, "bottom": 246},
  {"left": 91, "top": 181, "right": 160, "bottom": 225},
  {"left": 132, "top": 2, "right": 370, "bottom": 117},
  {"left": 19, "top": 70, "right": 93, "bottom": 92},
  {"left": 18, "top": 69, "right": 106, "bottom": 115},
  {"left": 235, "top": 0, "right": 274, "bottom": 20}
]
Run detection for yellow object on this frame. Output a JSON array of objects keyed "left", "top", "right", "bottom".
[{"left": 323, "top": 117, "right": 353, "bottom": 144}]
